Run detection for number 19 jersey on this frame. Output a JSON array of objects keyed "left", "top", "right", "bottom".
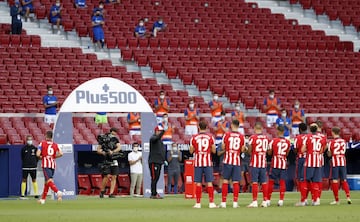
[
  {"left": 249, "top": 134, "right": 270, "bottom": 168},
  {"left": 38, "top": 140, "right": 60, "bottom": 169},
  {"left": 190, "top": 133, "right": 215, "bottom": 167},
  {"left": 222, "top": 131, "right": 245, "bottom": 166}
]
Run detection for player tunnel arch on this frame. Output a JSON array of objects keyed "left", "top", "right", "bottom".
[{"left": 52, "top": 77, "right": 160, "bottom": 199}]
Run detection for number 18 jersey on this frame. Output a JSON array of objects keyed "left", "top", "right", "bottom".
[
  {"left": 249, "top": 134, "right": 270, "bottom": 168},
  {"left": 190, "top": 133, "right": 215, "bottom": 167},
  {"left": 222, "top": 131, "right": 245, "bottom": 166},
  {"left": 38, "top": 140, "right": 60, "bottom": 169}
]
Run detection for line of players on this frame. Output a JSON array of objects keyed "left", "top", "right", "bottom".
[{"left": 189, "top": 119, "right": 352, "bottom": 208}]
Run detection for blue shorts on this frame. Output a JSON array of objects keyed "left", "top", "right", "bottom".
[
  {"left": 331, "top": 166, "right": 347, "bottom": 181},
  {"left": 43, "top": 168, "right": 55, "bottom": 181},
  {"left": 23, "top": 4, "right": 34, "bottom": 12},
  {"left": 305, "top": 167, "right": 322, "bottom": 182},
  {"left": 297, "top": 158, "right": 305, "bottom": 181},
  {"left": 93, "top": 28, "right": 104, "bottom": 41},
  {"left": 250, "top": 167, "right": 267, "bottom": 184},
  {"left": 222, "top": 164, "right": 241, "bottom": 181},
  {"left": 269, "top": 168, "right": 287, "bottom": 181},
  {"left": 50, "top": 17, "right": 60, "bottom": 25},
  {"left": 194, "top": 167, "right": 213, "bottom": 183},
  {"left": 241, "top": 161, "right": 250, "bottom": 173}
]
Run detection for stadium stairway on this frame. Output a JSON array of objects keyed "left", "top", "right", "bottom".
[{"left": 245, "top": 0, "right": 360, "bottom": 51}]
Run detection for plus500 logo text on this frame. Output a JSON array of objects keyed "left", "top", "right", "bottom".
[{"left": 75, "top": 84, "right": 137, "bottom": 104}]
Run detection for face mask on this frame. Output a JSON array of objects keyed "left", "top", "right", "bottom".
[
  {"left": 282, "top": 113, "right": 286, "bottom": 118},
  {"left": 133, "top": 146, "right": 138, "bottom": 152},
  {"left": 294, "top": 105, "right": 299, "bottom": 109},
  {"left": 172, "top": 146, "right": 177, "bottom": 151},
  {"left": 27, "top": 140, "right": 33, "bottom": 145},
  {"left": 160, "top": 95, "right": 165, "bottom": 99},
  {"left": 213, "top": 96, "right": 218, "bottom": 101},
  {"left": 235, "top": 106, "right": 240, "bottom": 111},
  {"left": 48, "top": 91, "right": 53, "bottom": 95},
  {"left": 56, "top": 3, "right": 60, "bottom": 7},
  {"left": 269, "top": 94, "right": 274, "bottom": 99},
  {"left": 99, "top": 5, "right": 104, "bottom": 9},
  {"left": 221, "top": 116, "right": 225, "bottom": 121},
  {"left": 189, "top": 104, "right": 194, "bottom": 109},
  {"left": 158, "top": 21, "right": 163, "bottom": 24},
  {"left": 96, "top": 12, "right": 100, "bottom": 16},
  {"left": 163, "top": 117, "right": 168, "bottom": 122},
  {"left": 139, "top": 22, "right": 144, "bottom": 26}
]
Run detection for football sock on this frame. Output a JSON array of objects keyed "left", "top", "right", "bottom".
[
  {"left": 317, "top": 182, "right": 323, "bottom": 198},
  {"left": 195, "top": 185, "right": 202, "bottom": 204},
  {"left": 331, "top": 182, "right": 339, "bottom": 201},
  {"left": 32, "top": 182, "right": 39, "bottom": 196},
  {"left": 21, "top": 182, "right": 26, "bottom": 196},
  {"left": 311, "top": 182, "right": 319, "bottom": 201},
  {"left": 299, "top": 181, "right": 307, "bottom": 202},
  {"left": 233, "top": 182, "right": 239, "bottom": 202},
  {"left": 268, "top": 180, "right": 274, "bottom": 201},
  {"left": 41, "top": 183, "right": 49, "bottom": 200},
  {"left": 341, "top": 181, "right": 351, "bottom": 198},
  {"left": 262, "top": 183, "right": 268, "bottom": 201},
  {"left": 48, "top": 181, "right": 59, "bottom": 193},
  {"left": 252, "top": 183, "right": 258, "bottom": 201},
  {"left": 207, "top": 186, "right": 214, "bottom": 203},
  {"left": 279, "top": 180, "right": 286, "bottom": 200},
  {"left": 222, "top": 183, "right": 228, "bottom": 202},
  {"left": 307, "top": 181, "right": 312, "bottom": 200}
]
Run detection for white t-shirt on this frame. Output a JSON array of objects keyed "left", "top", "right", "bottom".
[{"left": 128, "top": 151, "right": 143, "bottom": 174}]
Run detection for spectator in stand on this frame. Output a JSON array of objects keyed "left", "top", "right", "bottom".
[
  {"left": 134, "top": 18, "right": 148, "bottom": 38},
  {"left": 231, "top": 101, "right": 246, "bottom": 135},
  {"left": 167, "top": 143, "right": 182, "bottom": 194},
  {"left": 327, "top": 127, "right": 352, "bottom": 205},
  {"left": 21, "top": 0, "right": 34, "bottom": 22},
  {"left": 127, "top": 112, "right": 141, "bottom": 136},
  {"left": 43, "top": 85, "right": 58, "bottom": 127},
  {"left": 128, "top": 142, "right": 143, "bottom": 197},
  {"left": 106, "top": 0, "right": 120, "bottom": 3},
  {"left": 276, "top": 109, "right": 291, "bottom": 140},
  {"left": 75, "top": 0, "right": 87, "bottom": 8},
  {"left": 95, "top": 112, "right": 107, "bottom": 132},
  {"left": 263, "top": 89, "right": 281, "bottom": 128},
  {"left": 20, "top": 135, "right": 39, "bottom": 199},
  {"left": 10, "top": 1, "right": 22, "bottom": 35},
  {"left": 290, "top": 100, "right": 305, "bottom": 136},
  {"left": 154, "top": 90, "right": 170, "bottom": 124},
  {"left": 209, "top": 93, "right": 224, "bottom": 125},
  {"left": 152, "top": 17, "right": 167, "bottom": 37},
  {"left": 267, "top": 125, "right": 291, "bottom": 207},
  {"left": 93, "top": 1, "right": 105, "bottom": 17},
  {"left": 49, "top": 0, "right": 62, "bottom": 35},
  {"left": 92, "top": 8, "right": 105, "bottom": 51},
  {"left": 184, "top": 99, "right": 200, "bottom": 136},
  {"left": 160, "top": 113, "right": 174, "bottom": 150}
]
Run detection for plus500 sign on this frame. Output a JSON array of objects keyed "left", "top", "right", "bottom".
[{"left": 76, "top": 90, "right": 137, "bottom": 104}]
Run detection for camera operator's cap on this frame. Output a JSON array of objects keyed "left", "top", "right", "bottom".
[{"left": 154, "top": 125, "right": 163, "bottom": 131}]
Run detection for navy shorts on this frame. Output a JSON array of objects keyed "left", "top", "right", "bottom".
[
  {"left": 331, "top": 166, "right": 347, "bottom": 181},
  {"left": 194, "top": 167, "right": 213, "bottom": 183},
  {"left": 222, "top": 164, "right": 241, "bottom": 181},
  {"left": 297, "top": 158, "right": 305, "bottom": 181},
  {"left": 43, "top": 168, "right": 55, "bottom": 181},
  {"left": 250, "top": 167, "right": 267, "bottom": 184},
  {"left": 305, "top": 167, "right": 322, "bottom": 182},
  {"left": 269, "top": 168, "right": 287, "bottom": 181}
]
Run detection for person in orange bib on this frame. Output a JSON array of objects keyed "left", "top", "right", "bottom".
[
  {"left": 208, "top": 93, "right": 224, "bottom": 125},
  {"left": 160, "top": 113, "right": 174, "bottom": 150},
  {"left": 263, "top": 89, "right": 281, "bottom": 128},
  {"left": 184, "top": 99, "right": 200, "bottom": 135},
  {"left": 290, "top": 100, "right": 305, "bottom": 136},
  {"left": 127, "top": 112, "right": 141, "bottom": 136},
  {"left": 231, "top": 101, "right": 246, "bottom": 135},
  {"left": 154, "top": 90, "right": 170, "bottom": 124}
]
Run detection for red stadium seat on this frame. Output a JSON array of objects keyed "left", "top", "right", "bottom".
[
  {"left": 89, "top": 174, "right": 103, "bottom": 195},
  {"left": 117, "top": 174, "right": 130, "bottom": 195},
  {"left": 78, "top": 174, "right": 92, "bottom": 195}
]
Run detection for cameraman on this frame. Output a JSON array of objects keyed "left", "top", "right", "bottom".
[{"left": 97, "top": 127, "right": 121, "bottom": 198}]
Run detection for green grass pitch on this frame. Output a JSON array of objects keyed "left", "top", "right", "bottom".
[{"left": 1, "top": 191, "right": 360, "bottom": 222}]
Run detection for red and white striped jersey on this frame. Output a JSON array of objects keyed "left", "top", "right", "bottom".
[
  {"left": 328, "top": 138, "right": 347, "bottom": 167},
  {"left": 269, "top": 137, "right": 290, "bottom": 169},
  {"left": 38, "top": 140, "right": 60, "bottom": 169},
  {"left": 294, "top": 134, "right": 307, "bottom": 158},
  {"left": 222, "top": 131, "right": 245, "bottom": 166},
  {"left": 190, "top": 133, "right": 215, "bottom": 167},
  {"left": 317, "top": 132, "right": 327, "bottom": 166},
  {"left": 249, "top": 134, "right": 270, "bottom": 168},
  {"left": 303, "top": 134, "right": 326, "bottom": 167}
]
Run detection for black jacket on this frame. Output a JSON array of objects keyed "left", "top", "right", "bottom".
[
  {"left": 148, "top": 131, "right": 165, "bottom": 164},
  {"left": 21, "top": 144, "right": 38, "bottom": 169}
]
